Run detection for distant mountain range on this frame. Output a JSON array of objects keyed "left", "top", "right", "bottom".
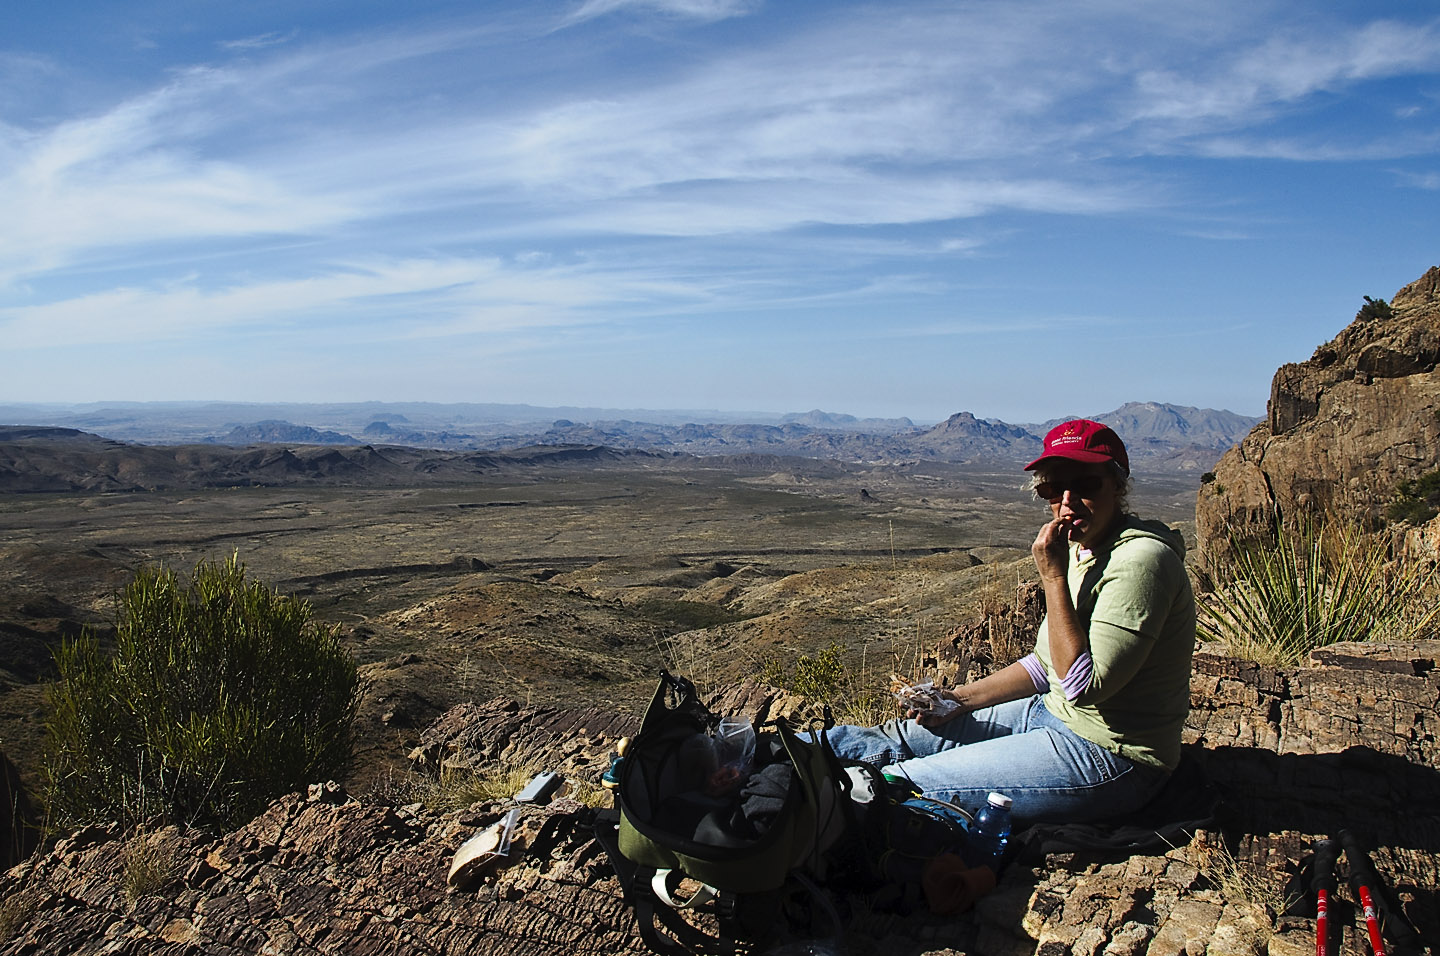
[
  {"left": 0, "top": 400, "right": 1260, "bottom": 486},
  {"left": 1030, "top": 403, "right": 1260, "bottom": 451}
]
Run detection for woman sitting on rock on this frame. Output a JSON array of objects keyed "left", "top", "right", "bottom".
[{"left": 824, "top": 420, "right": 1196, "bottom": 824}]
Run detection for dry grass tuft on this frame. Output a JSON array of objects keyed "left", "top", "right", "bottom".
[
  {"left": 371, "top": 758, "right": 613, "bottom": 811},
  {"left": 122, "top": 829, "right": 176, "bottom": 904},
  {"left": 1193, "top": 833, "right": 1296, "bottom": 935},
  {"left": 562, "top": 777, "right": 614, "bottom": 809},
  {"left": 382, "top": 762, "right": 537, "bottom": 812}
]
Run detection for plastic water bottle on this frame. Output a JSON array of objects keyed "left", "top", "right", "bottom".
[{"left": 967, "top": 791, "right": 1013, "bottom": 871}]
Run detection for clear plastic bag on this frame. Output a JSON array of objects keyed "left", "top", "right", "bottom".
[
  {"left": 716, "top": 716, "right": 755, "bottom": 773},
  {"left": 703, "top": 715, "right": 755, "bottom": 795},
  {"left": 891, "top": 678, "right": 960, "bottom": 717}
]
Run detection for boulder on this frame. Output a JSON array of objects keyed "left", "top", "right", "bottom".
[{"left": 1195, "top": 265, "right": 1440, "bottom": 576}]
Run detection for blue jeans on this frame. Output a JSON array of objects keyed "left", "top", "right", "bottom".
[{"left": 819, "top": 695, "right": 1168, "bottom": 825}]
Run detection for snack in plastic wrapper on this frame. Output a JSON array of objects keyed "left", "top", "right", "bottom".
[{"left": 890, "top": 674, "right": 960, "bottom": 717}]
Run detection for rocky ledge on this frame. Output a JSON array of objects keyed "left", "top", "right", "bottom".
[
  {"left": 2, "top": 642, "right": 1437, "bottom": 956},
  {"left": 1196, "top": 264, "right": 1440, "bottom": 575}
]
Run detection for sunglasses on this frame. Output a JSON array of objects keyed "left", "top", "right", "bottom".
[{"left": 1034, "top": 474, "right": 1107, "bottom": 502}]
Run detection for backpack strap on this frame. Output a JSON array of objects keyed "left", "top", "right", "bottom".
[
  {"left": 592, "top": 809, "right": 721, "bottom": 956},
  {"left": 631, "top": 869, "right": 712, "bottom": 956},
  {"left": 651, "top": 868, "right": 718, "bottom": 909}
]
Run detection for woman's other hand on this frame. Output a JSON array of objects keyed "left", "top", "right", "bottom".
[{"left": 909, "top": 688, "right": 965, "bottom": 728}]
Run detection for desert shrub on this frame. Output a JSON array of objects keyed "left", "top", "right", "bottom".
[
  {"left": 43, "top": 555, "right": 360, "bottom": 830},
  {"left": 1197, "top": 518, "right": 1439, "bottom": 667},
  {"left": 1386, "top": 470, "right": 1440, "bottom": 526},
  {"left": 759, "top": 642, "right": 844, "bottom": 699},
  {"left": 1356, "top": 295, "right": 1393, "bottom": 322},
  {"left": 761, "top": 642, "right": 891, "bottom": 726},
  {"left": 791, "top": 642, "right": 847, "bottom": 699}
]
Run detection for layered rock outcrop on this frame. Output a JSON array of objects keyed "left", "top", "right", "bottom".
[
  {"left": 3, "top": 641, "right": 1437, "bottom": 956},
  {"left": 1195, "top": 265, "right": 1440, "bottom": 575}
]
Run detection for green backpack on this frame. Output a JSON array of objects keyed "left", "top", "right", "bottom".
[{"left": 604, "top": 670, "right": 852, "bottom": 953}]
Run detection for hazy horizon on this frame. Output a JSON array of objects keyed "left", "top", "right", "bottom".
[{"left": 0, "top": 396, "right": 1267, "bottom": 430}]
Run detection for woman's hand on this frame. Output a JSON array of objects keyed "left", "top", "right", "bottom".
[
  {"left": 1032, "top": 517, "right": 1071, "bottom": 583},
  {"left": 908, "top": 688, "right": 964, "bottom": 728}
]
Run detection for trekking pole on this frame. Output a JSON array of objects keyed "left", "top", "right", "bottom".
[
  {"left": 1338, "top": 829, "right": 1386, "bottom": 956},
  {"left": 1310, "top": 838, "right": 1339, "bottom": 956}
]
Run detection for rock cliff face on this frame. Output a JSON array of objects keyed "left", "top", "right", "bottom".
[
  {"left": 3, "top": 643, "right": 1437, "bottom": 956},
  {"left": 1195, "top": 265, "right": 1440, "bottom": 574}
]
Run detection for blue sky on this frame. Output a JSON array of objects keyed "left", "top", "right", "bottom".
[{"left": 2, "top": 0, "right": 1438, "bottom": 423}]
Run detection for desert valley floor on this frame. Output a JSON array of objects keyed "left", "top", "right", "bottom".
[{"left": 0, "top": 455, "right": 1200, "bottom": 792}]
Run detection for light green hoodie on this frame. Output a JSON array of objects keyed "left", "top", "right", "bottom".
[{"left": 1033, "top": 515, "right": 1196, "bottom": 771}]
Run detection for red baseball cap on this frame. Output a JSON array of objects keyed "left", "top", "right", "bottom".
[{"left": 1025, "top": 419, "right": 1129, "bottom": 475}]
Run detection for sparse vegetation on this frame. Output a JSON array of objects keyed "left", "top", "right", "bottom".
[
  {"left": 122, "top": 830, "right": 176, "bottom": 904},
  {"left": 43, "top": 554, "right": 360, "bottom": 830},
  {"left": 384, "top": 762, "right": 537, "bottom": 812},
  {"left": 1194, "top": 833, "right": 1296, "bottom": 941},
  {"left": 1356, "top": 295, "right": 1393, "bottom": 322},
  {"left": 1198, "top": 518, "right": 1440, "bottom": 666},
  {"left": 372, "top": 759, "right": 611, "bottom": 811},
  {"left": 975, "top": 584, "right": 1031, "bottom": 669},
  {"left": 761, "top": 641, "right": 894, "bottom": 726},
  {"left": 1387, "top": 469, "right": 1440, "bottom": 526}
]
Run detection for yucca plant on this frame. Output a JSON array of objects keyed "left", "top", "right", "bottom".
[
  {"left": 1198, "top": 518, "right": 1440, "bottom": 667},
  {"left": 44, "top": 554, "right": 360, "bottom": 830}
]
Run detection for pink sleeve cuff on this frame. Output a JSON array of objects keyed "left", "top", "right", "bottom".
[
  {"left": 1059, "top": 651, "right": 1094, "bottom": 700},
  {"left": 1020, "top": 653, "right": 1049, "bottom": 693}
]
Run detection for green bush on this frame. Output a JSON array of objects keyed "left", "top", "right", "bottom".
[
  {"left": 1198, "top": 519, "right": 1439, "bottom": 667},
  {"left": 791, "top": 642, "right": 847, "bottom": 700},
  {"left": 43, "top": 555, "right": 360, "bottom": 829},
  {"left": 1386, "top": 470, "right": 1440, "bottom": 526},
  {"left": 758, "top": 643, "right": 844, "bottom": 699},
  {"left": 1356, "top": 295, "right": 1393, "bottom": 322},
  {"left": 760, "top": 641, "right": 890, "bottom": 725}
]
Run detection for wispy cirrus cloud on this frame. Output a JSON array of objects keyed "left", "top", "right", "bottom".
[
  {"left": 0, "top": 253, "right": 717, "bottom": 348},
  {"left": 219, "top": 30, "right": 299, "bottom": 52},
  {"left": 558, "top": 0, "right": 761, "bottom": 28},
  {"left": 1392, "top": 169, "right": 1440, "bottom": 190},
  {"left": 1125, "top": 16, "right": 1440, "bottom": 135}
]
